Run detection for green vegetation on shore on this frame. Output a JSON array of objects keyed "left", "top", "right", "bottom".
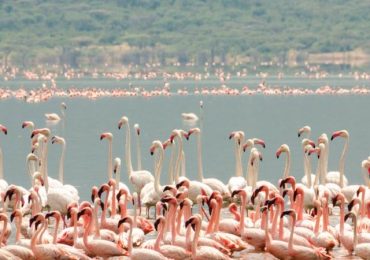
[{"left": 1, "top": 0, "right": 370, "bottom": 70}]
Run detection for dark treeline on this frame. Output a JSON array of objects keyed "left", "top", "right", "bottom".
[{"left": 1, "top": 0, "right": 370, "bottom": 70}]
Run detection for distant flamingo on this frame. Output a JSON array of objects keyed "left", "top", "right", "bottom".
[{"left": 45, "top": 102, "right": 66, "bottom": 121}]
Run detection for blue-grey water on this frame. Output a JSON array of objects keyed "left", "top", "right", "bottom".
[{"left": 0, "top": 78, "right": 369, "bottom": 202}]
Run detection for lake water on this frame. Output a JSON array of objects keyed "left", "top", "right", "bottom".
[{"left": 0, "top": 77, "right": 369, "bottom": 201}]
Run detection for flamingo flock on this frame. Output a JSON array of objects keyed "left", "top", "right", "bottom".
[{"left": 0, "top": 111, "right": 369, "bottom": 259}]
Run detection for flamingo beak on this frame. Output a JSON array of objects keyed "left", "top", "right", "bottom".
[
  {"left": 276, "top": 149, "right": 281, "bottom": 159},
  {"left": 331, "top": 131, "right": 342, "bottom": 141},
  {"left": 10, "top": 212, "right": 16, "bottom": 222},
  {"left": 0, "top": 125, "right": 7, "bottom": 135},
  {"left": 154, "top": 218, "right": 162, "bottom": 231}
]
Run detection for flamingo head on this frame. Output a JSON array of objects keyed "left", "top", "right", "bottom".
[
  {"left": 134, "top": 124, "right": 140, "bottom": 136},
  {"left": 163, "top": 185, "right": 177, "bottom": 196},
  {"left": 175, "top": 190, "right": 188, "bottom": 201},
  {"left": 118, "top": 116, "right": 128, "bottom": 130},
  {"left": 187, "top": 128, "right": 200, "bottom": 139},
  {"left": 113, "top": 158, "right": 121, "bottom": 174},
  {"left": 357, "top": 185, "right": 366, "bottom": 197},
  {"left": 98, "top": 184, "right": 110, "bottom": 198},
  {"left": 100, "top": 132, "right": 113, "bottom": 141},
  {"left": 31, "top": 128, "right": 50, "bottom": 138},
  {"left": 0, "top": 124, "right": 7, "bottom": 135},
  {"left": 185, "top": 214, "right": 200, "bottom": 231},
  {"left": 250, "top": 149, "right": 263, "bottom": 166},
  {"left": 280, "top": 209, "right": 296, "bottom": 219},
  {"left": 29, "top": 213, "right": 44, "bottom": 228},
  {"left": 332, "top": 193, "right": 344, "bottom": 206},
  {"left": 348, "top": 198, "right": 360, "bottom": 212},
  {"left": 77, "top": 207, "right": 93, "bottom": 222},
  {"left": 51, "top": 135, "right": 65, "bottom": 145},
  {"left": 154, "top": 216, "right": 165, "bottom": 231},
  {"left": 10, "top": 210, "right": 21, "bottom": 222},
  {"left": 251, "top": 185, "right": 269, "bottom": 205},
  {"left": 150, "top": 140, "right": 163, "bottom": 155},
  {"left": 91, "top": 186, "right": 99, "bottom": 202},
  {"left": 279, "top": 176, "right": 296, "bottom": 189},
  {"left": 179, "top": 198, "right": 192, "bottom": 210},
  {"left": 176, "top": 179, "right": 189, "bottom": 189},
  {"left": 362, "top": 160, "right": 370, "bottom": 177},
  {"left": 276, "top": 144, "right": 289, "bottom": 159},
  {"left": 118, "top": 216, "right": 133, "bottom": 228},
  {"left": 331, "top": 130, "right": 349, "bottom": 141},
  {"left": 116, "top": 188, "right": 128, "bottom": 202},
  {"left": 231, "top": 189, "right": 247, "bottom": 198},
  {"left": 45, "top": 211, "right": 61, "bottom": 222},
  {"left": 266, "top": 197, "right": 277, "bottom": 209},
  {"left": 108, "top": 179, "right": 116, "bottom": 187},
  {"left": 293, "top": 186, "right": 304, "bottom": 201},
  {"left": 298, "top": 126, "right": 311, "bottom": 138},
  {"left": 318, "top": 133, "right": 329, "bottom": 144},
  {"left": 4, "top": 188, "right": 15, "bottom": 202},
  {"left": 242, "top": 139, "right": 254, "bottom": 152},
  {"left": 61, "top": 102, "right": 67, "bottom": 110},
  {"left": 22, "top": 121, "right": 34, "bottom": 129},
  {"left": 160, "top": 195, "right": 177, "bottom": 206},
  {"left": 253, "top": 138, "right": 266, "bottom": 149},
  {"left": 302, "top": 138, "right": 316, "bottom": 148},
  {"left": 344, "top": 211, "right": 356, "bottom": 222}
]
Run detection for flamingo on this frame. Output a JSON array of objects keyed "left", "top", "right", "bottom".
[
  {"left": 141, "top": 140, "right": 166, "bottom": 218},
  {"left": 300, "top": 139, "right": 317, "bottom": 187},
  {"left": 232, "top": 189, "right": 266, "bottom": 250},
  {"left": 227, "top": 131, "right": 247, "bottom": 193},
  {"left": 187, "top": 127, "right": 230, "bottom": 200},
  {"left": 100, "top": 132, "right": 113, "bottom": 180},
  {"left": 344, "top": 212, "right": 370, "bottom": 258},
  {"left": 76, "top": 207, "right": 125, "bottom": 258},
  {"left": 44, "top": 102, "right": 66, "bottom": 121},
  {"left": 51, "top": 135, "right": 79, "bottom": 199},
  {"left": 185, "top": 214, "right": 230, "bottom": 260},
  {"left": 120, "top": 216, "right": 167, "bottom": 260},
  {"left": 281, "top": 210, "right": 331, "bottom": 259},
  {"left": 29, "top": 214, "right": 84, "bottom": 259},
  {"left": 153, "top": 216, "right": 192, "bottom": 259},
  {"left": 298, "top": 125, "right": 311, "bottom": 138},
  {"left": 118, "top": 116, "right": 154, "bottom": 215},
  {"left": 0, "top": 124, "right": 8, "bottom": 193},
  {"left": 319, "top": 131, "right": 349, "bottom": 188},
  {"left": 112, "top": 157, "right": 131, "bottom": 199},
  {"left": 45, "top": 211, "right": 91, "bottom": 259}
]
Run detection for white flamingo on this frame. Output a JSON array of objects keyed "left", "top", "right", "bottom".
[
  {"left": 118, "top": 116, "right": 154, "bottom": 215},
  {"left": 141, "top": 140, "right": 166, "bottom": 218},
  {"left": 0, "top": 124, "right": 8, "bottom": 193},
  {"left": 187, "top": 128, "right": 230, "bottom": 200}
]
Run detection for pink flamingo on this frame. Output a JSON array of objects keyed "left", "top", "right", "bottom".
[
  {"left": 77, "top": 207, "right": 125, "bottom": 258},
  {"left": 153, "top": 216, "right": 192, "bottom": 259},
  {"left": 185, "top": 214, "right": 230, "bottom": 260},
  {"left": 120, "top": 216, "right": 167, "bottom": 259},
  {"left": 282, "top": 210, "right": 331, "bottom": 259}
]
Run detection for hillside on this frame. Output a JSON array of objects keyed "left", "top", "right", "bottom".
[{"left": 1, "top": 0, "right": 370, "bottom": 70}]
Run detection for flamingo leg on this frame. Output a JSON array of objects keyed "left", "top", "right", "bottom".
[{"left": 137, "top": 192, "right": 142, "bottom": 216}]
